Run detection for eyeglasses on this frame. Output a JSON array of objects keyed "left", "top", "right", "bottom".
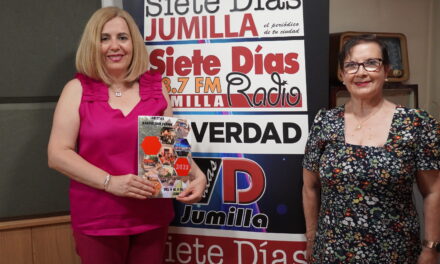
[{"left": 343, "top": 58, "right": 383, "bottom": 74}]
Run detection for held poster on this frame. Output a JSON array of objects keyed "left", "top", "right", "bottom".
[
  {"left": 138, "top": 116, "right": 192, "bottom": 198},
  {"left": 124, "top": 0, "right": 329, "bottom": 263}
]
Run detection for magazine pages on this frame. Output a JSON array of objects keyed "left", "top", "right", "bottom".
[{"left": 138, "top": 116, "right": 192, "bottom": 198}]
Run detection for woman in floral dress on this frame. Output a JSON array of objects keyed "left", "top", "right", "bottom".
[{"left": 302, "top": 35, "right": 440, "bottom": 263}]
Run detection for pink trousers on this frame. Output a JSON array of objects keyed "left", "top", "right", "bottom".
[{"left": 73, "top": 227, "right": 168, "bottom": 264}]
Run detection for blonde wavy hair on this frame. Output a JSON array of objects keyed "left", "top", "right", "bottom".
[{"left": 75, "top": 7, "right": 148, "bottom": 84}]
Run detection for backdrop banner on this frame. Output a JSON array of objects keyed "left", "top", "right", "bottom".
[{"left": 124, "top": 0, "right": 329, "bottom": 263}]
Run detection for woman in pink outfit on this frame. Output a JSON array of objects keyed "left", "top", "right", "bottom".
[{"left": 47, "top": 7, "right": 206, "bottom": 264}]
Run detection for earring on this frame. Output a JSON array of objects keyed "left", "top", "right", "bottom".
[{"left": 385, "top": 78, "right": 389, "bottom": 82}]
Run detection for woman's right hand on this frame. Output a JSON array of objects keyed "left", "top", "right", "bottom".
[
  {"left": 305, "top": 240, "right": 314, "bottom": 263},
  {"left": 105, "top": 174, "right": 156, "bottom": 199}
]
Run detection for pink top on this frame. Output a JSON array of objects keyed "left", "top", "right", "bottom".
[{"left": 70, "top": 71, "right": 174, "bottom": 236}]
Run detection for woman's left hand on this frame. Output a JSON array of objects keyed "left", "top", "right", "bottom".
[
  {"left": 176, "top": 159, "right": 207, "bottom": 204},
  {"left": 176, "top": 174, "right": 206, "bottom": 204},
  {"left": 417, "top": 248, "right": 440, "bottom": 264}
]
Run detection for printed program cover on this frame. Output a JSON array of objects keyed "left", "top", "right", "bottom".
[{"left": 138, "top": 116, "right": 192, "bottom": 198}]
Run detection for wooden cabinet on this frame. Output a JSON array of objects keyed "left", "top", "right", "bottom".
[
  {"left": 0, "top": 215, "right": 80, "bottom": 264},
  {"left": 0, "top": 228, "right": 33, "bottom": 264},
  {"left": 330, "top": 83, "right": 418, "bottom": 108}
]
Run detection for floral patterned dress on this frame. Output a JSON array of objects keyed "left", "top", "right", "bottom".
[{"left": 303, "top": 106, "right": 440, "bottom": 263}]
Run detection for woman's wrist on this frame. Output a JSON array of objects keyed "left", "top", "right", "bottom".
[
  {"left": 422, "top": 239, "right": 440, "bottom": 253},
  {"left": 306, "top": 230, "right": 316, "bottom": 242},
  {"left": 103, "top": 174, "right": 111, "bottom": 191}
]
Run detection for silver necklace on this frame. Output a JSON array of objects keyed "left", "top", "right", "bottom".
[
  {"left": 111, "top": 82, "right": 134, "bottom": 97},
  {"left": 111, "top": 86, "right": 123, "bottom": 97},
  {"left": 352, "top": 100, "right": 384, "bottom": 130},
  {"left": 114, "top": 89, "right": 122, "bottom": 97}
]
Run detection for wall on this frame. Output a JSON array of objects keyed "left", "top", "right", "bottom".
[
  {"left": 0, "top": 0, "right": 101, "bottom": 220},
  {"left": 330, "top": 0, "right": 439, "bottom": 118},
  {"left": 430, "top": 0, "right": 440, "bottom": 118},
  {"left": 102, "top": 0, "right": 122, "bottom": 7}
]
